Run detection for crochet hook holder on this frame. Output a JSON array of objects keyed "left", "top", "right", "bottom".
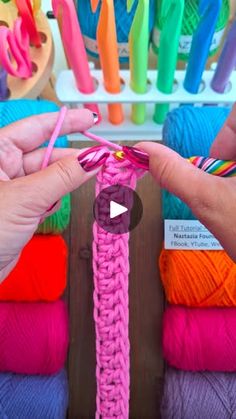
[
  {"left": 0, "top": 1, "right": 54, "bottom": 99},
  {"left": 56, "top": 67, "right": 236, "bottom": 141}
]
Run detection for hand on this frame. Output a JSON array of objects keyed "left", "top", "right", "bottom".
[
  {"left": 138, "top": 104, "right": 236, "bottom": 261},
  {"left": 0, "top": 109, "right": 100, "bottom": 281}
]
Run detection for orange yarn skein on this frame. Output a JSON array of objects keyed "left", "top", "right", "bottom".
[
  {"left": 0, "top": 235, "right": 67, "bottom": 301},
  {"left": 159, "top": 249, "right": 236, "bottom": 307}
]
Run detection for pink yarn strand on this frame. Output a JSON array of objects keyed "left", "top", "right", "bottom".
[
  {"left": 93, "top": 157, "right": 144, "bottom": 418},
  {"left": 82, "top": 130, "right": 122, "bottom": 151},
  {"left": 41, "top": 106, "right": 68, "bottom": 169}
]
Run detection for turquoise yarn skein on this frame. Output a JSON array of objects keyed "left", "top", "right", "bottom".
[
  {"left": 0, "top": 99, "right": 71, "bottom": 233},
  {"left": 162, "top": 106, "right": 230, "bottom": 220}
]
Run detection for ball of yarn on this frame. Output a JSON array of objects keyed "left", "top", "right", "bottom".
[
  {"left": 0, "top": 369, "right": 68, "bottom": 418},
  {"left": 0, "top": 99, "right": 71, "bottom": 233},
  {"left": 0, "top": 300, "right": 69, "bottom": 374},
  {"left": 161, "top": 367, "right": 236, "bottom": 419},
  {"left": 0, "top": 99, "right": 68, "bottom": 147},
  {"left": 159, "top": 249, "right": 236, "bottom": 307},
  {"left": 163, "top": 306, "right": 236, "bottom": 371},
  {"left": 153, "top": 0, "right": 229, "bottom": 60},
  {"left": 1, "top": 235, "right": 67, "bottom": 302},
  {"left": 37, "top": 194, "right": 71, "bottom": 234},
  {"left": 162, "top": 106, "right": 230, "bottom": 220},
  {"left": 77, "top": 0, "right": 155, "bottom": 62}
]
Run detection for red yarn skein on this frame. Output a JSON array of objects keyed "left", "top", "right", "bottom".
[
  {"left": 0, "top": 301, "right": 69, "bottom": 375},
  {"left": 163, "top": 306, "right": 236, "bottom": 372},
  {"left": 1, "top": 235, "right": 67, "bottom": 301}
]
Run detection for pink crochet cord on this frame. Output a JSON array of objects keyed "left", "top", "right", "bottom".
[
  {"left": 93, "top": 156, "right": 144, "bottom": 418},
  {"left": 42, "top": 106, "right": 145, "bottom": 417}
]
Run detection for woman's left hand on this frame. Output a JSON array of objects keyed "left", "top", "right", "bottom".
[{"left": 0, "top": 109, "right": 98, "bottom": 281}]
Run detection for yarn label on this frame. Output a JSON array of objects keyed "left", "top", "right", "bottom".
[
  {"left": 82, "top": 35, "right": 129, "bottom": 58},
  {"left": 152, "top": 28, "right": 224, "bottom": 55},
  {"left": 164, "top": 220, "right": 223, "bottom": 250}
]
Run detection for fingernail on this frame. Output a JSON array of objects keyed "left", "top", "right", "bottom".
[
  {"left": 47, "top": 201, "right": 58, "bottom": 212},
  {"left": 46, "top": 11, "right": 55, "bottom": 19},
  {"left": 78, "top": 146, "right": 110, "bottom": 172},
  {"left": 122, "top": 146, "right": 149, "bottom": 170},
  {"left": 93, "top": 112, "right": 99, "bottom": 123}
]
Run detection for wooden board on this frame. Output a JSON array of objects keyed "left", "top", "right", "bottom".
[{"left": 67, "top": 141, "right": 164, "bottom": 419}]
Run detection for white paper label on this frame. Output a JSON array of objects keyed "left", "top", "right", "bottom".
[
  {"left": 152, "top": 27, "right": 225, "bottom": 55},
  {"left": 164, "top": 220, "right": 222, "bottom": 250},
  {"left": 83, "top": 35, "right": 129, "bottom": 57}
]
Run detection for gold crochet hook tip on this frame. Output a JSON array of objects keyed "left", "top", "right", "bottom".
[{"left": 113, "top": 151, "right": 125, "bottom": 161}]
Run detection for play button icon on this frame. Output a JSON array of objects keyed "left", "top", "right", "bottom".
[
  {"left": 110, "top": 201, "right": 128, "bottom": 219},
  {"left": 93, "top": 184, "right": 143, "bottom": 234}
]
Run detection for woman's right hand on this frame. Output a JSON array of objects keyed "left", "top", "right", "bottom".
[{"left": 138, "top": 104, "right": 236, "bottom": 261}]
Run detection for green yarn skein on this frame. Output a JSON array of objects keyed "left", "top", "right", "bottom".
[
  {"left": 37, "top": 194, "right": 71, "bottom": 234},
  {"left": 0, "top": 99, "right": 71, "bottom": 234},
  {"left": 153, "top": 0, "right": 230, "bottom": 60}
]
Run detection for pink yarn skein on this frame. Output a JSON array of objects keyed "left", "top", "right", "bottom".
[
  {"left": 0, "top": 300, "right": 69, "bottom": 375},
  {"left": 163, "top": 306, "right": 236, "bottom": 372}
]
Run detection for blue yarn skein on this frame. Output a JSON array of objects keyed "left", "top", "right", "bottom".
[
  {"left": 162, "top": 106, "right": 230, "bottom": 220},
  {"left": 77, "top": 0, "right": 155, "bottom": 62},
  {"left": 0, "top": 369, "right": 68, "bottom": 418},
  {"left": 0, "top": 99, "right": 68, "bottom": 147}
]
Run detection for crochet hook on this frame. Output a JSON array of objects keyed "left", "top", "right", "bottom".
[
  {"left": 15, "top": 0, "right": 42, "bottom": 48},
  {"left": 52, "top": 0, "right": 100, "bottom": 119},
  {"left": 0, "top": 67, "right": 8, "bottom": 101},
  {"left": 153, "top": 0, "right": 184, "bottom": 124},
  {"left": 211, "top": 18, "right": 236, "bottom": 93},
  {"left": 91, "top": 0, "right": 123, "bottom": 125},
  {"left": 128, "top": 0, "right": 149, "bottom": 125},
  {"left": 184, "top": 0, "right": 222, "bottom": 94}
]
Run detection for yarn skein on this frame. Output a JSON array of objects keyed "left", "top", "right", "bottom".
[
  {"left": 0, "top": 301, "right": 69, "bottom": 375},
  {"left": 161, "top": 367, "right": 236, "bottom": 419},
  {"left": 163, "top": 306, "right": 236, "bottom": 372},
  {"left": 159, "top": 249, "right": 236, "bottom": 307},
  {"left": 77, "top": 0, "right": 155, "bottom": 62},
  {"left": 1, "top": 235, "right": 67, "bottom": 302},
  {"left": 162, "top": 106, "right": 230, "bottom": 220},
  {"left": 0, "top": 99, "right": 71, "bottom": 234},
  {"left": 153, "top": 0, "right": 229, "bottom": 60},
  {"left": 0, "top": 369, "right": 68, "bottom": 419}
]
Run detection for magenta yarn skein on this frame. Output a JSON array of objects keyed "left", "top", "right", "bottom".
[
  {"left": 163, "top": 306, "right": 236, "bottom": 372},
  {"left": 0, "top": 301, "right": 69, "bottom": 375}
]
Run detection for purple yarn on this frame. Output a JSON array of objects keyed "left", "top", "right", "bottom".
[
  {"left": 161, "top": 368, "right": 236, "bottom": 418},
  {"left": 0, "top": 369, "right": 68, "bottom": 418}
]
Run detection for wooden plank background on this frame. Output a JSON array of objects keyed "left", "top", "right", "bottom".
[{"left": 66, "top": 141, "right": 164, "bottom": 419}]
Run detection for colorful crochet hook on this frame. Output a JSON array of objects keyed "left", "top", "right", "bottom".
[
  {"left": 0, "top": 17, "right": 32, "bottom": 79},
  {"left": 0, "top": 67, "right": 8, "bottom": 100},
  {"left": 153, "top": 0, "right": 184, "bottom": 124},
  {"left": 52, "top": 0, "right": 100, "bottom": 119},
  {"left": 128, "top": 0, "right": 149, "bottom": 125},
  {"left": 41, "top": 107, "right": 236, "bottom": 179},
  {"left": 15, "top": 0, "right": 42, "bottom": 48},
  {"left": 184, "top": 0, "right": 222, "bottom": 94},
  {"left": 91, "top": 0, "right": 123, "bottom": 125},
  {"left": 189, "top": 156, "right": 236, "bottom": 177},
  {"left": 211, "top": 18, "right": 236, "bottom": 93}
]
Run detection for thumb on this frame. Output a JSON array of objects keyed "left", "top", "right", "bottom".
[
  {"left": 137, "top": 142, "right": 217, "bottom": 210},
  {"left": 16, "top": 151, "right": 101, "bottom": 215}
]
